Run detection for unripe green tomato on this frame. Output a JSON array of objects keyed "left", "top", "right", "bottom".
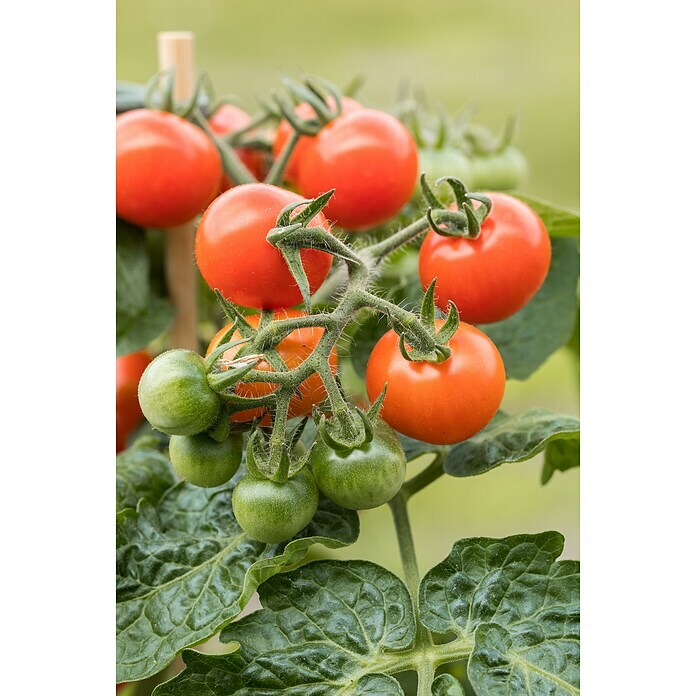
[
  {"left": 416, "top": 148, "right": 475, "bottom": 201},
  {"left": 137, "top": 350, "right": 221, "bottom": 436},
  {"left": 310, "top": 418, "right": 407, "bottom": 510},
  {"left": 470, "top": 147, "right": 528, "bottom": 191},
  {"left": 169, "top": 432, "right": 243, "bottom": 487},
  {"left": 232, "top": 467, "right": 319, "bottom": 544}
]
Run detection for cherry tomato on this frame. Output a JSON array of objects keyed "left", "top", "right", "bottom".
[
  {"left": 116, "top": 351, "right": 151, "bottom": 452},
  {"left": 206, "top": 310, "right": 338, "bottom": 425},
  {"left": 169, "top": 432, "right": 243, "bottom": 487},
  {"left": 232, "top": 467, "right": 319, "bottom": 543},
  {"left": 470, "top": 147, "right": 528, "bottom": 191},
  {"left": 418, "top": 192, "right": 551, "bottom": 324},
  {"left": 365, "top": 322, "right": 505, "bottom": 445},
  {"left": 138, "top": 350, "right": 221, "bottom": 436},
  {"left": 195, "top": 183, "right": 333, "bottom": 309},
  {"left": 418, "top": 148, "right": 475, "bottom": 192},
  {"left": 310, "top": 418, "right": 406, "bottom": 510},
  {"left": 272, "top": 96, "right": 363, "bottom": 184},
  {"left": 209, "top": 104, "right": 268, "bottom": 187},
  {"left": 116, "top": 109, "right": 222, "bottom": 228},
  {"left": 297, "top": 109, "right": 419, "bottom": 231}
]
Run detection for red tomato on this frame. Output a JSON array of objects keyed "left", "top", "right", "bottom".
[
  {"left": 116, "top": 350, "right": 152, "bottom": 452},
  {"left": 297, "top": 109, "right": 418, "bottom": 231},
  {"left": 365, "top": 322, "right": 505, "bottom": 445},
  {"left": 195, "top": 183, "right": 333, "bottom": 309},
  {"left": 206, "top": 310, "right": 338, "bottom": 424},
  {"left": 209, "top": 104, "right": 268, "bottom": 187},
  {"left": 116, "top": 109, "right": 222, "bottom": 228},
  {"left": 418, "top": 193, "right": 551, "bottom": 324},
  {"left": 272, "top": 97, "right": 363, "bottom": 184}
]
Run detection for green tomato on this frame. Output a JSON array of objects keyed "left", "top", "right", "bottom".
[
  {"left": 169, "top": 432, "right": 243, "bottom": 487},
  {"left": 417, "top": 148, "right": 475, "bottom": 198},
  {"left": 232, "top": 467, "right": 319, "bottom": 544},
  {"left": 310, "top": 418, "right": 407, "bottom": 510},
  {"left": 470, "top": 147, "right": 528, "bottom": 191},
  {"left": 138, "top": 349, "right": 221, "bottom": 436}
]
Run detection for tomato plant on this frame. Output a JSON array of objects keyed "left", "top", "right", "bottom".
[
  {"left": 297, "top": 109, "right": 419, "bottom": 230},
  {"left": 419, "top": 192, "right": 551, "bottom": 324},
  {"left": 206, "top": 309, "right": 338, "bottom": 424},
  {"left": 116, "top": 71, "right": 580, "bottom": 696},
  {"left": 116, "top": 109, "right": 222, "bottom": 228},
  {"left": 195, "top": 183, "right": 333, "bottom": 309}
]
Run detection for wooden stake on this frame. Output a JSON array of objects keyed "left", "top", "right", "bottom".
[{"left": 157, "top": 32, "right": 199, "bottom": 352}]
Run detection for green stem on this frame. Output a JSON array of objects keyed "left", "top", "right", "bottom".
[
  {"left": 402, "top": 454, "right": 445, "bottom": 499},
  {"left": 389, "top": 493, "right": 435, "bottom": 695},
  {"left": 265, "top": 130, "right": 301, "bottom": 186},
  {"left": 222, "top": 110, "right": 276, "bottom": 145},
  {"left": 365, "top": 216, "right": 431, "bottom": 262}
]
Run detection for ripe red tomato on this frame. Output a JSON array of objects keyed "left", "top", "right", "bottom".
[
  {"left": 272, "top": 97, "right": 363, "bottom": 184},
  {"left": 206, "top": 310, "right": 338, "bottom": 424},
  {"left": 297, "top": 109, "right": 418, "bottom": 231},
  {"left": 365, "top": 322, "right": 505, "bottom": 445},
  {"left": 418, "top": 192, "right": 551, "bottom": 324},
  {"left": 195, "top": 183, "right": 333, "bottom": 309},
  {"left": 116, "top": 109, "right": 222, "bottom": 228},
  {"left": 209, "top": 104, "right": 268, "bottom": 187},
  {"left": 116, "top": 350, "right": 152, "bottom": 452}
]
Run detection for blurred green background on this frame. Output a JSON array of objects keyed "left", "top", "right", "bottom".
[{"left": 117, "top": 0, "right": 578, "bottom": 635}]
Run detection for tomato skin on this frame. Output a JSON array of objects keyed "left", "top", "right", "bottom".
[
  {"left": 232, "top": 467, "right": 319, "bottom": 543},
  {"left": 297, "top": 109, "right": 419, "bottom": 231},
  {"left": 417, "top": 148, "right": 475, "bottom": 194},
  {"left": 310, "top": 418, "right": 406, "bottom": 510},
  {"left": 206, "top": 310, "right": 338, "bottom": 424},
  {"left": 116, "top": 109, "right": 222, "bottom": 228},
  {"left": 418, "top": 192, "right": 551, "bottom": 324},
  {"left": 470, "top": 147, "right": 528, "bottom": 191},
  {"left": 116, "top": 351, "right": 151, "bottom": 452},
  {"left": 272, "top": 97, "right": 363, "bottom": 184},
  {"left": 195, "top": 183, "right": 333, "bottom": 309},
  {"left": 169, "top": 432, "right": 243, "bottom": 487},
  {"left": 209, "top": 104, "right": 268, "bottom": 187},
  {"left": 137, "top": 350, "right": 221, "bottom": 436},
  {"left": 365, "top": 322, "right": 505, "bottom": 445}
]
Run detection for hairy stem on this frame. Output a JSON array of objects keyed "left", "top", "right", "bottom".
[
  {"left": 365, "top": 216, "right": 431, "bottom": 262},
  {"left": 265, "top": 130, "right": 301, "bottom": 186}
]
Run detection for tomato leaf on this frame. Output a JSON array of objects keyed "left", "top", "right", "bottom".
[
  {"left": 154, "top": 560, "right": 413, "bottom": 695},
  {"left": 421, "top": 532, "right": 579, "bottom": 695},
  {"left": 154, "top": 533, "right": 578, "bottom": 695},
  {"left": 116, "top": 218, "right": 173, "bottom": 355},
  {"left": 510, "top": 193, "right": 579, "bottom": 238},
  {"left": 432, "top": 673, "right": 466, "bottom": 695},
  {"left": 116, "top": 441, "right": 175, "bottom": 512},
  {"left": 479, "top": 237, "right": 579, "bottom": 380},
  {"left": 116, "top": 482, "right": 359, "bottom": 683},
  {"left": 400, "top": 409, "right": 579, "bottom": 481}
]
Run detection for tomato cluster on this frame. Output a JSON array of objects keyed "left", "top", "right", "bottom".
[{"left": 117, "top": 80, "right": 553, "bottom": 545}]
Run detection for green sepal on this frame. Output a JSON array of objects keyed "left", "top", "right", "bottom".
[
  {"left": 280, "top": 246, "right": 312, "bottom": 307},
  {"left": 420, "top": 278, "right": 438, "bottom": 328},
  {"left": 420, "top": 173, "right": 442, "bottom": 209},
  {"left": 207, "top": 354, "right": 262, "bottom": 392},
  {"left": 366, "top": 383, "right": 388, "bottom": 422},
  {"left": 203, "top": 336, "right": 250, "bottom": 371},
  {"left": 436, "top": 301, "right": 460, "bottom": 344}
]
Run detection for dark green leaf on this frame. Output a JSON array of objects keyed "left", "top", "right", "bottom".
[
  {"left": 541, "top": 438, "right": 580, "bottom": 484},
  {"left": 444, "top": 409, "right": 580, "bottom": 478},
  {"left": 510, "top": 193, "right": 579, "bottom": 238},
  {"left": 117, "top": 485, "right": 359, "bottom": 682},
  {"left": 479, "top": 238, "right": 579, "bottom": 380},
  {"left": 116, "top": 441, "right": 175, "bottom": 512},
  {"left": 420, "top": 532, "right": 579, "bottom": 696},
  {"left": 116, "top": 218, "right": 174, "bottom": 355},
  {"left": 432, "top": 673, "right": 466, "bottom": 695},
  {"left": 155, "top": 560, "right": 413, "bottom": 695}
]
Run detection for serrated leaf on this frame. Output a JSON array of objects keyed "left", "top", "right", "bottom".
[
  {"left": 155, "top": 560, "right": 414, "bottom": 695},
  {"left": 444, "top": 409, "right": 580, "bottom": 478},
  {"left": 510, "top": 193, "right": 579, "bottom": 238},
  {"left": 116, "top": 442, "right": 175, "bottom": 512},
  {"left": 541, "top": 438, "right": 580, "bottom": 485},
  {"left": 116, "top": 485, "right": 359, "bottom": 682},
  {"left": 116, "top": 218, "right": 174, "bottom": 355},
  {"left": 479, "top": 238, "right": 579, "bottom": 380},
  {"left": 420, "top": 532, "right": 579, "bottom": 696},
  {"left": 432, "top": 673, "right": 466, "bottom": 695},
  {"left": 398, "top": 409, "right": 579, "bottom": 482}
]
